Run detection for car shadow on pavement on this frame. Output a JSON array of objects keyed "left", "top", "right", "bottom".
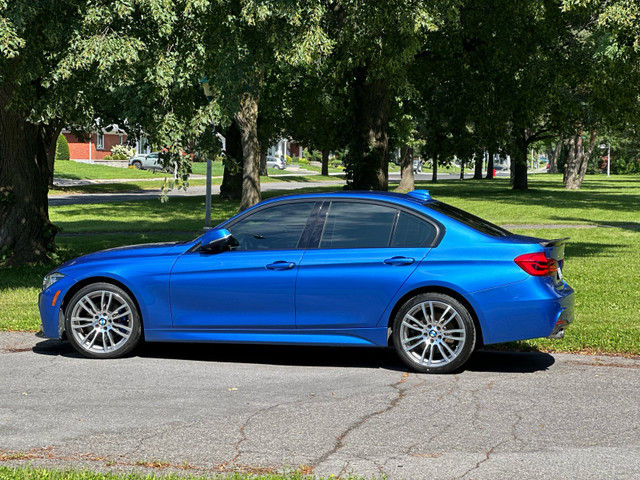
[
  {"left": 466, "top": 349, "right": 555, "bottom": 373},
  {"left": 32, "top": 339, "right": 555, "bottom": 374},
  {"left": 138, "top": 342, "right": 410, "bottom": 371}
]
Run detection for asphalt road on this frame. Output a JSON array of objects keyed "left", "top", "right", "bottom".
[{"left": 1, "top": 332, "right": 639, "bottom": 479}]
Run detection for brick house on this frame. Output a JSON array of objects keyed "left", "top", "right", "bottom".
[{"left": 62, "top": 126, "right": 129, "bottom": 161}]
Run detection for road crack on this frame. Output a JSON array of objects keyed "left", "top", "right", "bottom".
[{"left": 310, "top": 372, "right": 414, "bottom": 471}]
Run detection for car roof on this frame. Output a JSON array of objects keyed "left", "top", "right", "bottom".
[{"left": 258, "top": 190, "right": 433, "bottom": 209}]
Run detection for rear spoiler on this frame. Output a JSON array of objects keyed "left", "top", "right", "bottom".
[
  {"left": 539, "top": 237, "right": 569, "bottom": 247},
  {"left": 539, "top": 238, "right": 569, "bottom": 261}
]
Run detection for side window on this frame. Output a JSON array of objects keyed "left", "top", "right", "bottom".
[
  {"left": 319, "top": 202, "right": 397, "bottom": 248},
  {"left": 96, "top": 133, "right": 105, "bottom": 150},
  {"left": 229, "top": 202, "right": 315, "bottom": 250},
  {"left": 392, "top": 212, "right": 437, "bottom": 247}
]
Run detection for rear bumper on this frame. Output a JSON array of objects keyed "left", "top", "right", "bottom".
[
  {"left": 469, "top": 278, "right": 575, "bottom": 345},
  {"left": 547, "top": 304, "right": 574, "bottom": 339}
]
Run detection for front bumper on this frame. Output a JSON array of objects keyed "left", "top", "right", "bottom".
[{"left": 38, "top": 276, "right": 75, "bottom": 339}]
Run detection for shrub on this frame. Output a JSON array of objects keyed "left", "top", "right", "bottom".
[
  {"left": 55, "top": 134, "right": 70, "bottom": 161},
  {"left": 306, "top": 150, "right": 322, "bottom": 162},
  {"left": 110, "top": 144, "right": 135, "bottom": 160}
]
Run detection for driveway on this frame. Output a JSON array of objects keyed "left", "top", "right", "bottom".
[{"left": 1, "top": 332, "right": 639, "bottom": 479}]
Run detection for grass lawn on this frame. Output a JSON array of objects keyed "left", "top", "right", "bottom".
[
  {"left": 55, "top": 159, "right": 307, "bottom": 181},
  {"left": 0, "top": 466, "right": 365, "bottom": 480},
  {"left": 54, "top": 160, "right": 160, "bottom": 179},
  {"left": 1, "top": 173, "right": 639, "bottom": 356}
]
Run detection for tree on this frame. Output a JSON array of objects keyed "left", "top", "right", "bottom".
[
  {"left": 0, "top": 0, "right": 97, "bottom": 265},
  {"left": 326, "top": 1, "right": 454, "bottom": 191}
]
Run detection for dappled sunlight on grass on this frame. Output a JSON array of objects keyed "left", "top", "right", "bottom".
[
  {"left": 2, "top": 174, "right": 640, "bottom": 355},
  {"left": 415, "top": 174, "right": 640, "bottom": 226}
]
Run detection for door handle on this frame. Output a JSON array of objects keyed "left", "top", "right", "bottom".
[
  {"left": 266, "top": 261, "right": 296, "bottom": 271},
  {"left": 383, "top": 256, "right": 415, "bottom": 266}
]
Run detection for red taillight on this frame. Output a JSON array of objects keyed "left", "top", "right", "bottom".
[{"left": 514, "top": 252, "right": 559, "bottom": 276}]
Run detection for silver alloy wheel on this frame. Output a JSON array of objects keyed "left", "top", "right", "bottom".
[
  {"left": 398, "top": 300, "right": 467, "bottom": 368},
  {"left": 69, "top": 289, "right": 134, "bottom": 355}
]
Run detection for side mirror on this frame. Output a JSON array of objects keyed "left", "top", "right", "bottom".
[{"left": 198, "top": 228, "right": 239, "bottom": 253}]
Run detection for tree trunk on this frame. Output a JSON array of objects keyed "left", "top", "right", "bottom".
[
  {"left": 0, "top": 87, "right": 58, "bottom": 265},
  {"left": 220, "top": 120, "right": 243, "bottom": 200},
  {"left": 511, "top": 135, "right": 529, "bottom": 191},
  {"left": 321, "top": 149, "right": 329, "bottom": 176},
  {"left": 396, "top": 145, "right": 414, "bottom": 192},
  {"left": 512, "top": 134, "right": 529, "bottom": 191},
  {"left": 473, "top": 152, "right": 483, "bottom": 180},
  {"left": 346, "top": 67, "right": 389, "bottom": 190},
  {"left": 459, "top": 157, "right": 465, "bottom": 180},
  {"left": 565, "top": 128, "right": 596, "bottom": 190},
  {"left": 259, "top": 150, "right": 267, "bottom": 176},
  {"left": 235, "top": 93, "right": 261, "bottom": 211},
  {"left": 486, "top": 152, "right": 494, "bottom": 179},
  {"left": 548, "top": 142, "right": 561, "bottom": 174},
  {"left": 432, "top": 153, "right": 438, "bottom": 183}
]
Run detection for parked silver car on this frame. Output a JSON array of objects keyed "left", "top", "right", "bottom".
[
  {"left": 266, "top": 156, "right": 286, "bottom": 170},
  {"left": 129, "top": 152, "right": 163, "bottom": 171}
]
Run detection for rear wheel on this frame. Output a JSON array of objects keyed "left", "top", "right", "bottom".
[
  {"left": 393, "top": 293, "right": 475, "bottom": 373},
  {"left": 65, "top": 283, "right": 142, "bottom": 359},
  {"left": 132, "top": 160, "right": 142, "bottom": 169}
]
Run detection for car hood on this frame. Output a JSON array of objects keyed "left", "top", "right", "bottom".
[{"left": 57, "top": 241, "right": 193, "bottom": 271}]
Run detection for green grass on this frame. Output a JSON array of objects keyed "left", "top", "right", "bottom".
[
  {"left": 413, "top": 174, "right": 640, "bottom": 226},
  {"left": 0, "top": 466, "right": 369, "bottom": 480},
  {"left": 55, "top": 159, "right": 309, "bottom": 180},
  {"left": 2, "top": 173, "right": 640, "bottom": 356},
  {"left": 54, "top": 160, "right": 161, "bottom": 179},
  {"left": 51, "top": 158, "right": 341, "bottom": 195}
]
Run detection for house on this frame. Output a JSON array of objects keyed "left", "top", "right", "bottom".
[
  {"left": 62, "top": 126, "right": 150, "bottom": 162},
  {"left": 62, "top": 126, "right": 130, "bottom": 162}
]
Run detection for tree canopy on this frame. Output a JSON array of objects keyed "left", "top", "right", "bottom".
[{"left": 2, "top": 0, "right": 640, "bottom": 265}]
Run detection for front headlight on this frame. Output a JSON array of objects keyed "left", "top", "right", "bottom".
[{"left": 43, "top": 272, "right": 65, "bottom": 291}]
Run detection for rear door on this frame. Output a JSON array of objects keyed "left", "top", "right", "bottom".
[{"left": 295, "top": 201, "right": 437, "bottom": 329}]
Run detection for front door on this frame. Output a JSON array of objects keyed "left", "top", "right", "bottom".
[{"left": 170, "top": 201, "right": 316, "bottom": 329}]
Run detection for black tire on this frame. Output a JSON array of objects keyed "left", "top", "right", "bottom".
[
  {"left": 392, "top": 293, "right": 476, "bottom": 374},
  {"left": 132, "top": 161, "right": 142, "bottom": 169},
  {"left": 64, "top": 282, "right": 142, "bottom": 359}
]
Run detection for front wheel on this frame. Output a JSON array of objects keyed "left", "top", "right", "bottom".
[
  {"left": 65, "top": 283, "right": 142, "bottom": 359},
  {"left": 393, "top": 293, "right": 475, "bottom": 373},
  {"left": 132, "top": 161, "right": 142, "bottom": 169}
]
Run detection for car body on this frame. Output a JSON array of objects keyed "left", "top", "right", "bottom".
[
  {"left": 413, "top": 159, "right": 423, "bottom": 173},
  {"left": 129, "top": 152, "right": 164, "bottom": 171},
  {"left": 266, "top": 156, "right": 287, "bottom": 170},
  {"left": 38, "top": 190, "right": 574, "bottom": 373}
]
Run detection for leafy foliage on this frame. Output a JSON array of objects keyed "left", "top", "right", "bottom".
[{"left": 55, "top": 134, "right": 70, "bottom": 161}]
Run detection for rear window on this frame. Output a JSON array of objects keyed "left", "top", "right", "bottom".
[{"left": 426, "top": 201, "right": 512, "bottom": 237}]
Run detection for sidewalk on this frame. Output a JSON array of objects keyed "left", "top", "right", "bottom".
[{"left": 49, "top": 179, "right": 347, "bottom": 206}]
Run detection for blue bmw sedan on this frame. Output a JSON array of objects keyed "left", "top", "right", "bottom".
[{"left": 39, "top": 190, "right": 574, "bottom": 373}]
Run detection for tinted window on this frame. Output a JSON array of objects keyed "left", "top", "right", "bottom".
[
  {"left": 319, "top": 202, "right": 396, "bottom": 248},
  {"left": 392, "top": 212, "right": 437, "bottom": 247},
  {"left": 229, "top": 202, "right": 314, "bottom": 250},
  {"left": 426, "top": 201, "right": 511, "bottom": 237}
]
